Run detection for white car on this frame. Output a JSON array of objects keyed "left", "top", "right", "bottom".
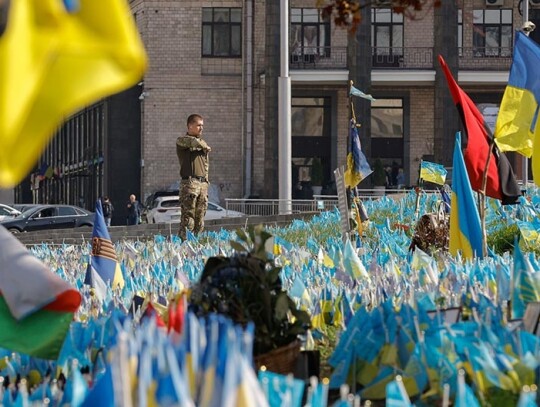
[
  {"left": 0, "top": 204, "right": 22, "bottom": 222},
  {"left": 205, "top": 201, "right": 244, "bottom": 220},
  {"left": 146, "top": 196, "right": 243, "bottom": 223}
]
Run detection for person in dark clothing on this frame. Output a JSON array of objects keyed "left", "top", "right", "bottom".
[
  {"left": 126, "top": 194, "right": 140, "bottom": 225},
  {"left": 391, "top": 161, "right": 399, "bottom": 187},
  {"left": 102, "top": 196, "right": 114, "bottom": 226}
]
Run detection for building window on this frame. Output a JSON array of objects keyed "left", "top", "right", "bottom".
[
  {"left": 371, "top": 99, "right": 403, "bottom": 138},
  {"left": 290, "top": 8, "right": 330, "bottom": 62},
  {"left": 202, "top": 8, "right": 242, "bottom": 57},
  {"left": 291, "top": 97, "right": 330, "bottom": 137},
  {"left": 473, "top": 9, "right": 512, "bottom": 57},
  {"left": 371, "top": 8, "right": 403, "bottom": 67},
  {"left": 371, "top": 98, "right": 404, "bottom": 172}
]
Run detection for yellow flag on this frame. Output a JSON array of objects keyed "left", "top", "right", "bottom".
[{"left": 0, "top": 0, "right": 147, "bottom": 187}]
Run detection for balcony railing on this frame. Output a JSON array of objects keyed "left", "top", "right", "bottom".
[
  {"left": 289, "top": 46, "right": 513, "bottom": 71},
  {"left": 289, "top": 46, "right": 347, "bottom": 70},
  {"left": 372, "top": 47, "right": 433, "bottom": 69},
  {"left": 458, "top": 47, "right": 512, "bottom": 71}
]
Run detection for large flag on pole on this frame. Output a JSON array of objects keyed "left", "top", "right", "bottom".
[
  {"left": 344, "top": 119, "right": 373, "bottom": 188},
  {"left": 449, "top": 132, "right": 483, "bottom": 260},
  {"left": 0, "top": 225, "right": 81, "bottom": 359},
  {"left": 0, "top": 0, "right": 147, "bottom": 187},
  {"left": 439, "top": 56, "right": 521, "bottom": 205},
  {"left": 495, "top": 31, "right": 540, "bottom": 159},
  {"left": 419, "top": 160, "right": 447, "bottom": 185},
  {"left": 84, "top": 200, "right": 124, "bottom": 300}
]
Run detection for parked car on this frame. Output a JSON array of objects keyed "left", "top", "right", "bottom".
[
  {"left": 145, "top": 196, "right": 244, "bottom": 224},
  {"left": 0, "top": 205, "right": 94, "bottom": 233},
  {"left": 146, "top": 196, "right": 182, "bottom": 224},
  {"left": 205, "top": 201, "right": 244, "bottom": 220},
  {"left": 10, "top": 204, "right": 40, "bottom": 213},
  {"left": 141, "top": 190, "right": 179, "bottom": 223},
  {"left": 0, "top": 204, "right": 21, "bottom": 222}
]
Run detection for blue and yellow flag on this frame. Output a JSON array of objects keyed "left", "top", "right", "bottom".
[
  {"left": 449, "top": 132, "right": 483, "bottom": 260},
  {"left": 419, "top": 160, "right": 447, "bottom": 185},
  {"left": 344, "top": 119, "right": 373, "bottom": 188},
  {"left": 495, "top": 31, "right": 540, "bottom": 159},
  {"left": 0, "top": 0, "right": 147, "bottom": 187},
  {"left": 511, "top": 238, "right": 540, "bottom": 319},
  {"left": 84, "top": 200, "right": 124, "bottom": 300}
]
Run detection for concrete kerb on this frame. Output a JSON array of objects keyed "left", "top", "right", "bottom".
[{"left": 14, "top": 212, "right": 320, "bottom": 246}]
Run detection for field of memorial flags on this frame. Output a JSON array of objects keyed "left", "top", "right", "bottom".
[
  {"left": 2, "top": 2, "right": 540, "bottom": 405},
  {"left": 0, "top": 188, "right": 539, "bottom": 406}
]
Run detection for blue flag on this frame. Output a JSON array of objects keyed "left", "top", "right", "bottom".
[
  {"left": 449, "top": 132, "right": 483, "bottom": 260},
  {"left": 84, "top": 200, "right": 124, "bottom": 300},
  {"left": 344, "top": 119, "right": 373, "bottom": 188}
]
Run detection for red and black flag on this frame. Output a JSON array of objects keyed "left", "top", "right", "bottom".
[{"left": 438, "top": 55, "right": 521, "bottom": 205}]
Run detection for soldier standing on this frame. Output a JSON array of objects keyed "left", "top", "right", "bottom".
[{"left": 176, "top": 114, "right": 211, "bottom": 240}]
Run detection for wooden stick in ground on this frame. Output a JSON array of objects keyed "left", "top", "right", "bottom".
[{"left": 479, "top": 140, "right": 495, "bottom": 258}]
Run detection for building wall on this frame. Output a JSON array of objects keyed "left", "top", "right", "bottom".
[
  {"left": 106, "top": 86, "right": 142, "bottom": 226},
  {"left": 135, "top": 0, "right": 245, "bottom": 203},
  {"left": 129, "top": 0, "right": 526, "bottom": 199}
]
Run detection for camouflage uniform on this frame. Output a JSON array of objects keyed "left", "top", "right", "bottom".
[{"left": 176, "top": 133, "right": 210, "bottom": 240}]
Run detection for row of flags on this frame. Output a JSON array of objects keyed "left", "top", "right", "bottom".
[{"left": 1, "top": 190, "right": 540, "bottom": 403}]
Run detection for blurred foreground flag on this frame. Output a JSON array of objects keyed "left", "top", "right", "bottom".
[
  {"left": 439, "top": 55, "right": 521, "bottom": 205},
  {"left": 419, "top": 160, "right": 447, "bottom": 185},
  {"left": 0, "top": 225, "right": 81, "bottom": 359},
  {"left": 495, "top": 31, "right": 540, "bottom": 159},
  {"left": 0, "top": 0, "right": 147, "bottom": 187},
  {"left": 449, "top": 132, "right": 483, "bottom": 260},
  {"left": 344, "top": 119, "right": 373, "bottom": 188},
  {"left": 84, "top": 200, "right": 124, "bottom": 300}
]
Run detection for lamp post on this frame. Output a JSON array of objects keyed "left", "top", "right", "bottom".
[{"left": 278, "top": 0, "right": 292, "bottom": 214}]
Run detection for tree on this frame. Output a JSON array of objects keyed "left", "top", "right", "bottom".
[{"left": 316, "top": 0, "right": 442, "bottom": 33}]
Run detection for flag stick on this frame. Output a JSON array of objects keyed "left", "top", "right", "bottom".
[
  {"left": 478, "top": 140, "right": 495, "bottom": 258},
  {"left": 415, "top": 161, "right": 424, "bottom": 220},
  {"left": 348, "top": 80, "right": 358, "bottom": 241}
]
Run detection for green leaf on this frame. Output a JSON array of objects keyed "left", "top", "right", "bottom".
[
  {"left": 230, "top": 241, "right": 247, "bottom": 253},
  {"left": 274, "top": 293, "right": 290, "bottom": 320},
  {"left": 266, "top": 267, "right": 281, "bottom": 285},
  {"left": 236, "top": 228, "right": 249, "bottom": 244}
]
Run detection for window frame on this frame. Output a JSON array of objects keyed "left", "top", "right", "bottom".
[
  {"left": 472, "top": 8, "right": 513, "bottom": 57},
  {"left": 290, "top": 8, "right": 331, "bottom": 60},
  {"left": 202, "top": 7, "right": 242, "bottom": 58},
  {"left": 371, "top": 8, "right": 404, "bottom": 55}
]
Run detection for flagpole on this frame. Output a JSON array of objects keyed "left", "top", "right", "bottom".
[
  {"left": 479, "top": 141, "right": 495, "bottom": 258},
  {"left": 521, "top": 0, "right": 533, "bottom": 188},
  {"left": 348, "top": 80, "right": 357, "bottom": 242},
  {"left": 415, "top": 161, "right": 423, "bottom": 220}
]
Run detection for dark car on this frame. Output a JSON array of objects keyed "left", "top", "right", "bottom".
[
  {"left": 11, "top": 204, "right": 41, "bottom": 213},
  {"left": 0, "top": 205, "right": 94, "bottom": 233}
]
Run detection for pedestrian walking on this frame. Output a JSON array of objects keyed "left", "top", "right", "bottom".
[
  {"left": 102, "top": 196, "right": 114, "bottom": 226},
  {"left": 126, "top": 194, "right": 141, "bottom": 225}
]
